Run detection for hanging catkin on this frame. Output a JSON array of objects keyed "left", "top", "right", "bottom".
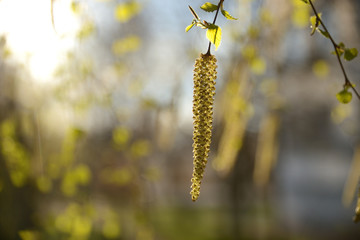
[{"left": 190, "top": 53, "right": 217, "bottom": 201}]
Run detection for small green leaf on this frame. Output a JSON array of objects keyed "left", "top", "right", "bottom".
[
  {"left": 206, "top": 24, "right": 222, "bottom": 50},
  {"left": 344, "top": 48, "right": 358, "bottom": 61},
  {"left": 336, "top": 89, "right": 352, "bottom": 104},
  {"left": 200, "top": 2, "right": 218, "bottom": 12},
  {"left": 310, "top": 14, "right": 318, "bottom": 27},
  {"left": 338, "top": 42, "right": 345, "bottom": 48},
  {"left": 220, "top": 3, "right": 237, "bottom": 20},
  {"left": 332, "top": 42, "right": 345, "bottom": 56},
  {"left": 221, "top": 9, "right": 238, "bottom": 20},
  {"left": 185, "top": 22, "right": 195, "bottom": 32}
]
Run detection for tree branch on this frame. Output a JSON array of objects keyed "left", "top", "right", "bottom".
[{"left": 308, "top": 0, "right": 360, "bottom": 100}]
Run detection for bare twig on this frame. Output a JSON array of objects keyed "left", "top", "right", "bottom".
[{"left": 51, "top": 0, "right": 57, "bottom": 34}]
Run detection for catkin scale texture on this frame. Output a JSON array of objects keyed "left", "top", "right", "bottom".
[{"left": 190, "top": 53, "right": 217, "bottom": 201}]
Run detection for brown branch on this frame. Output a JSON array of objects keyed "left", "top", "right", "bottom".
[{"left": 308, "top": 0, "right": 360, "bottom": 100}]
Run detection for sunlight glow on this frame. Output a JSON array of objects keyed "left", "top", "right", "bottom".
[{"left": 0, "top": 0, "right": 80, "bottom": 83}]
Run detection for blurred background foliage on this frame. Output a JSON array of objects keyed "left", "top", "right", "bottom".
[{"left": 0, "top": 0, "right": 360, "bottom": 239}]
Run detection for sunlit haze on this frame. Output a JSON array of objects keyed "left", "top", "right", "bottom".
[{"left": 0, "top": 0, "right": 80, "bottom": 82}]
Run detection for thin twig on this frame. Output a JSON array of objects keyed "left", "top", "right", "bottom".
[
  {"left": 308, "top": 0, "right": 360, "bottom": 100},
  {"left": 51, "top": 0, "right": 58, "bottom": 34},
  {"left": 206, "top": 0, "right": 224, "bottom": 55}
]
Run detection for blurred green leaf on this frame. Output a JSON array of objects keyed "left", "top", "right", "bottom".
[
  {"left": 71, "top": 1, "right": 81, "bottom": 14},
  {"left": 0, "top": 119, "right": 30, "bottom": 187},
  {"left": 144, "top": 166, "right": 161, "bottom": 182},
  {"left": 131, "top": 140, "right": 150, "bottom": 158},
  {"left": 310, "top": 14, "right": 320, "bottom": 35},
  {"left": 77, "top": 21, "right": 95, "bottom": 40},
  {"left": 18, "top": 230, "right": 39, "bottom": 240},
  {"left": 102, "top": 217, "right": 121, "bottom": 238},
  {"left": 2, "top": 47, "right": 11, "bottom": 59},
  {"left": 72, "top": 215, "right": 92, "bottom": 237},
  {"left": 61, "top": 172, "right": 77, "bottom": 196},
  {"left": 336, "top": 89, "right": 352, "bottom": 104},
  {"left": 112, "top": 127, "right": 130, "bottom": 149},
  {"left": 36, "top": 176, "right": 52, "bottom": 193},
  {"left": 141, "top": 98, "right": 157, "bottom": 109},
  {"left": 101, "top": 168, "right": 132, "bottom": 186},
  {"left": 115, "top": 1, "right": 141, "bottom": 22},
  {"left": 60, "top": 127, "right": 85, "bottom": 166},
  {"left": 292, "top": 1, "right": 310, "bottom": 28},
  {"left": 242, "top": 44, "right": 256, "bottom": 60},
  {"left": 112, "top": 35, "right": 141, "bottom": 56},
  {"left": 344, "top": 48, "right": 358, "bottom": 61},
  {"left": 55, "top": 203, "right": 93, "bottom": 237},
  {"left": 200, "top": 2, "right": 218, "bottom": 12},
  {"left": 250, "top": 57, "right": 267, "bottom": 75},
  {"left": 331, "top": 103, "right": 352, "bottom": 124},
  {"left": 332, "top": 42, "right": 345, "bottom": 56},
  {"left": 74, "top": 164, "right": 91, "bottom": 185},
  {"left": 312, "top": 60, "right": 329, "bottom": 78}
]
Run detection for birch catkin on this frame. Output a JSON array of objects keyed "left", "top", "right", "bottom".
[{"left": 190, "top": 53, "right": 217, "bottom": 201}]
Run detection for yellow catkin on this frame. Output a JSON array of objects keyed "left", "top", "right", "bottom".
[{"left": 190, "top": 53, "right": 217, "bottom": 201}]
